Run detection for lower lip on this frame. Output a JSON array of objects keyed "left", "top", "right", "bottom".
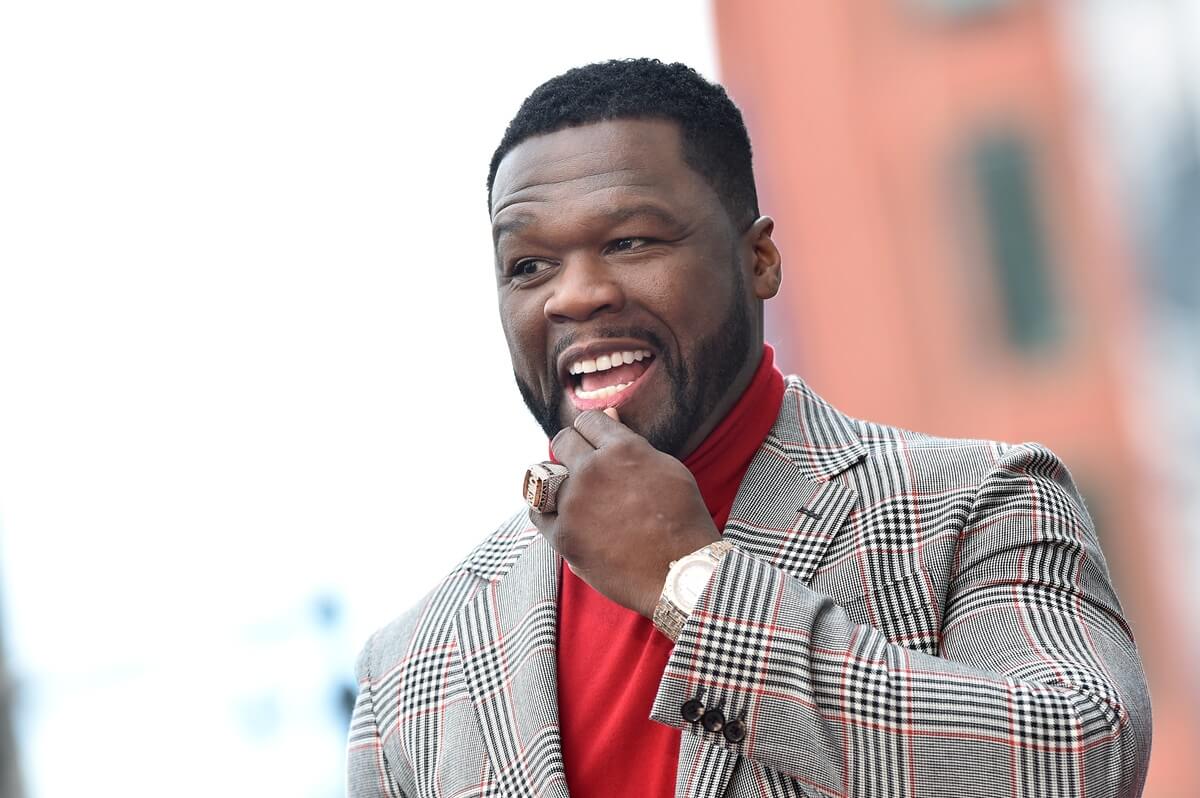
[{"left": 566, "top": 360, "right": 658, "bottom": 412}]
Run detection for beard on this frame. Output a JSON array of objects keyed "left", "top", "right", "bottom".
[{"left": 513, "top": 270, "right": 754, "bottom": 458}]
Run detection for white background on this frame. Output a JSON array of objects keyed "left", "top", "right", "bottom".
[{"left": 0, "top": 3, "right": 716, "bottom": 796}]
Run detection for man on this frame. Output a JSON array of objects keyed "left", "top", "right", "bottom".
[{"left": 348, "top": 59, "right": 1151, "bottom": 797}]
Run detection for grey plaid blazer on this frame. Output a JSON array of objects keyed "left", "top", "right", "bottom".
[{"left": 348, "top": 377, "right": 1151, "bottom": 797}]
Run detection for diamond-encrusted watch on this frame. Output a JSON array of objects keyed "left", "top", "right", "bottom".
[{"left": 653, "top": 540, "right": 733, "bottom": 642}]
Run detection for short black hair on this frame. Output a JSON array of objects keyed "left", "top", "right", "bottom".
[{"left": 487, "top": 58, "right": 759, "bottom": 228}]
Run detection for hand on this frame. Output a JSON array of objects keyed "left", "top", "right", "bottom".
[{"left": 530, "top": 407, "right": 721, "bottom": 619}]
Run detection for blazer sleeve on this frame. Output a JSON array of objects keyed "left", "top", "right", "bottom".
[
  {"left": 650, "top": 443, "right": 1152, "bottom": 798},
  {"left": 347, "top": 632, "right": 409, "bottom": 798}
]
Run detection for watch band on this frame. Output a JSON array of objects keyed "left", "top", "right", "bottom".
[{"left": 652, "top": 540, "right": 733, "bottom": 642}]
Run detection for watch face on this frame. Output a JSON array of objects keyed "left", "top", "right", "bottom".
[{"left": 671, "top": 558, "right": 715, "bottom": 609}]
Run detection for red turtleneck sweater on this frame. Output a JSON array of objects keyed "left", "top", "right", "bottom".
[{"left": 557, "top": 345, "right": 784, "bottom": 797}]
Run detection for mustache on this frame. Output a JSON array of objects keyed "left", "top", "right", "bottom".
[{"left": 549, "top": 326, "right": 671, "bottom": 378}]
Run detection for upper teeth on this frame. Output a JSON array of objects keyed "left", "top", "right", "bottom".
[{"left": 568, "top": 349, "right": 651, "bottom": 376}]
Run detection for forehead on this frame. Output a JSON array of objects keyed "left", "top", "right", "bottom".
[{"left": 490, "top": 118, "right": 710, "bottom": 223}]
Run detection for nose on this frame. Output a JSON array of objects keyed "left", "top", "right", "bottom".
[{"left": 543, "top": 253, "right": 625, "bottom": 323}]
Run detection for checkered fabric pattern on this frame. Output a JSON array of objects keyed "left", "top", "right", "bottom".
[{"left": 348, "top": 377, "right": 1151, "bottom": 798}]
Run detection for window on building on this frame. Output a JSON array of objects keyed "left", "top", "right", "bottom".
[
  {"left": 912, "top": 0, "right": 1015, "bottom": 18},
  {"left": 966, "top": 129, "right": 1062, "bottom": 353}
]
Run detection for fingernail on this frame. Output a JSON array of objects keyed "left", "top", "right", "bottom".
[{"left": 603, "top": 407, "right": 620, "bottom": 422}]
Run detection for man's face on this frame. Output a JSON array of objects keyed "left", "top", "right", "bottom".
[{"left": 490, "top": 118, "right": 765, "bottom": 458}]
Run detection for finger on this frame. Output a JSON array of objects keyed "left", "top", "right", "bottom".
[
  {"left": 550, "top": 425, "right": 596, "bottom": 468},
  {"left": 572, "top": 408, "right": 640, "bottom": 448},
  {"left": 527, "top": 506, "right": 557, "bottom": 544}
]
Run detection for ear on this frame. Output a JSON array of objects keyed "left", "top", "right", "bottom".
[{"left": 743, "top": 216, "right": 782, "bottom": 300}]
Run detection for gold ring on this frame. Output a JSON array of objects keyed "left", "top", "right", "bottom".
[{"left": 523, "top": 462, "right": 569, "bottom": 513}]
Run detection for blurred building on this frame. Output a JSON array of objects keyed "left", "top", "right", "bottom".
[{"left": 713, "top": 0, "right": 1198, "bottom": 795}]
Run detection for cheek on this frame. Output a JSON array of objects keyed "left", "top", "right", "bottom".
[
  {"left": 499, "top": 297, "right": 547, "bottom": 369},
  {"left": 650, "top": 253, "right": 735, "bottom": 333}
]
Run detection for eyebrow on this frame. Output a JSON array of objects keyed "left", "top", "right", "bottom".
[
  {"left": 492, "top": 203, "right": 685, "bottom": 245},
  {"left": 491, "top": 216, "right": 532, "bottom": 244}
]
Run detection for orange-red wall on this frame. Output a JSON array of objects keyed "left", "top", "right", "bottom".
[{"left": 714, "top": 1, "right": 1197, "bottom": 794}]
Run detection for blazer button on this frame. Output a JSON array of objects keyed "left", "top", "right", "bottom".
[
  {"left": 681, "top": 699, "right": 704, "bottom": 723},
  {"left": 701, "top": 707, "right": 725, "bottom": 733},
  {"left": 723, "top": 719, "right": 746, "bottom": 743}
]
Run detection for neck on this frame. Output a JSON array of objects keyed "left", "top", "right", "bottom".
[
  {"left": 680, "top": 343, "right": 784, "bottom": 524},
  {"left": 674, "top": 345, "right": 764, "bottom": 460}
]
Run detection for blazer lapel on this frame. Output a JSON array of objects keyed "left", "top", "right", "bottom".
[
  {"left": 722, "top": 450, "right": 859, "bottom": 585},
  {"left": 725, "top": 377, "right": 866, "bottom": 582},
  {"left": 674, "top": 377, "right": 865, "bottom": 798},
  {"left": 455, "top": 527, "right": 570, "bottom": 798}
]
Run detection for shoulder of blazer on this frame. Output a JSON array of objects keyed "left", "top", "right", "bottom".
[{"left": 771, "top": 375, "right": 1027, "bottom": 484}]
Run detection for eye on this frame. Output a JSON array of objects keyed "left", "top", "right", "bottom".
[
  {"left": 609, "top": 237, "right": 649, "bottom": 253},
  {"left": 510, "top": 258, "right": 556, "bottom": 280}
]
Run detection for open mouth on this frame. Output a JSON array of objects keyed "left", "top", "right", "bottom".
[{"left": 563, "top": 347, "right": 656, "bottom": 410}]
